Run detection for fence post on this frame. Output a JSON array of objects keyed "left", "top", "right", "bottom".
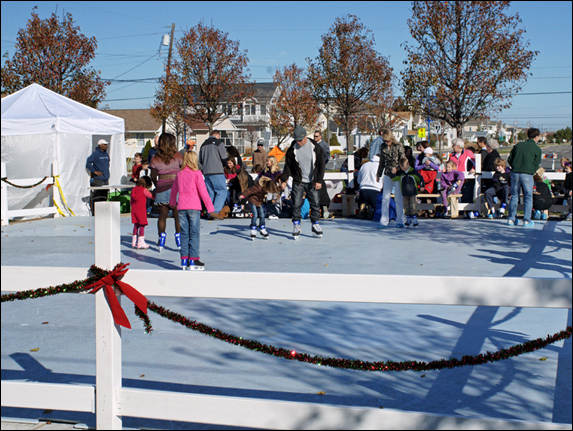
[
  {"left": 94, "top": 201, "right": 122, "bottom": 430},
  {"left": 1, "top": 163, "right": 7, "bottom": 226}
]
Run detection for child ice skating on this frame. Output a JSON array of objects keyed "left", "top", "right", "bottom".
[
  {"left": 130, "top": 176, "right": 154, "bottom": 249},
  {"left": 240, "top": 176, "right": 279, "bottom": 240},
  {"left": 169, "top": 152, "right": 222, "bottom": 270}
]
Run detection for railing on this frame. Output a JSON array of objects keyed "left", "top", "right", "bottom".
[
  {"left": 1, "top": 202, "right": 572, "bottom": 430},
  {"left": 1, "top": 162, "right": 60, "bottom": 226}
]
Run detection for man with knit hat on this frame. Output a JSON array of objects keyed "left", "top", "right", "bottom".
[{"left": 280, "top": 126, "right": 326, "bottom": 239}]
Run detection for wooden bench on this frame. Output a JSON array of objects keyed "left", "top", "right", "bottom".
[{"left": 417, "top": 193, "right": 462, "bottom": 217}]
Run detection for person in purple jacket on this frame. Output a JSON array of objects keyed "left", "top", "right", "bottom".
[{"left": 439, "top": 160, "right": 465, "bottom": 218}]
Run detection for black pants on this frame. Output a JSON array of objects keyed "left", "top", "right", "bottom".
[{"left": 90, "top": 179, "right": 109, "bottom": 215}]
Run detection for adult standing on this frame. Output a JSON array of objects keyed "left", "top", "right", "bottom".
[
  {"left": 150, "top": 133, "right": 183, "bottom": 251},
  {"left": 375, "top": 131, "right": 406, "bottom": 228},
  {"left": 314, "top": 130, "right": 331, "bottom": 218},
  {"left": 280, "top": 126, "right": 325, "bottom": 239},
  {"left": 86, "top": 139, "right": 110, "bottom": 215},
  {"left": 507, "top": 128, "right": 542, "bottom": 228},
  {"left": 252, "top": 141, "right": 268, "bottom": 172},
  {"left": 199, "top": 130, "right": 230, "bottom": 215}
]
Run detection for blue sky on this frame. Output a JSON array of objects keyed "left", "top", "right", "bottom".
[{"left": 1, "top": 1, "right": 571, "bottom": 131}]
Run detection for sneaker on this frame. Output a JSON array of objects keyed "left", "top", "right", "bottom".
[
  {"left": 396, "top": 223, "right": 405, "bottom": 228},
  {"left": 541, "top": 212, "right": 548, "bottom": 220},
  {"left": 532, "top": 210, "right": 541, "bottom": 220},
  {"left": 268, "top": 215, "right": 279, "bottom": 220},
  {"left": 412, "top": 216, "right": 418, "bottom": 227},
  {"left": 377, "top": 224, "right": 388, "bottom": 229},
  {"left": 188, "top": 260, "right": 205, "bottom": 271},
  {"left": 260, "top": 227, "right": 269, "bottom": 239},
  {"left": 523, "top": 220, "right": 535, "bottom": 229},
  {"left": 292, "top": 221, "right": 301, "bottom": 239},
  {"left": 487, "top": 213, "right": 494, "bottom": 219},
  {"left": 250, "top": 228, "right": 257, "bottom": 240},
  {"left": 312, "top": 223, "right": 323, "bottom": 237},
  {"left": 405, "top": 216, "right": 412, "bottom": 227},
  {"left": 507, "top": 220, "right": 515, "bottom": 226}
]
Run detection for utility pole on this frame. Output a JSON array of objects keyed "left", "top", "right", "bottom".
[{"left": 162, "top": 23, "right": 176, "bottom": 134}]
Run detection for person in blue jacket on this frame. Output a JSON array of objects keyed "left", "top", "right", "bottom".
[{"left": 86, "top": 139, "right": 110, "bottom": 215}]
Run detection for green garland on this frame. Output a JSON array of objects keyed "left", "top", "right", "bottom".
[
  {"left": 1, "top": 176, "right": 49, "bottom": 189},
  {"left": 2, "top": 264, "right": 571, "bottom": 373}
]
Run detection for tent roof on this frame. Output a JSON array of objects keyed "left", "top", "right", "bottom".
[{"left": 1, "top": 83, "right": 124, "bottom": 136}]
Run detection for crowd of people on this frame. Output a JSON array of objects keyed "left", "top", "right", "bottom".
[{"left": 87, "top": 126, "right": 572, "bottom": 271}]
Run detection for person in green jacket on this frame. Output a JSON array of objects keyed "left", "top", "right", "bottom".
[{"left": 506, "top": 128, "right": 542, "bottom": 228}]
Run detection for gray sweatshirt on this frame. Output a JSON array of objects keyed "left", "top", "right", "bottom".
[{"left": 199, "top": 137, "right": 227, "bottom": 176}]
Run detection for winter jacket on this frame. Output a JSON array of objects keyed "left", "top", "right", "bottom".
[
  {"left": 242, "top": 183, "right": 266, "bottom": 207},
  {"left": 376, "top": 142, "right": 406, "bottom": 179},
  {"left": 199, "top": 136, "right": 227, "bottom": 176},
  {"left": 492, "top": 169, "right": 512, "bottom": 193},
  {"left": 392, "top": 166, "right": 424, "bottom": 196},
  {"left": 357, "top": 156, "right": 383, "bottom": 191},
  {"left": 449, "top": 149, "right": 475, "bottom": 173},
  {"left": 169, "top": 167, "right": 215, "bottom": 213},
  {"left": 507, "top": 139, "right": 542, "bottom": 175},
  {"left": 280, "top": 139, "right": 325, "bottom": 186},
  {"left": 86, "top": 147, "right": 110, "bottom": 181}
]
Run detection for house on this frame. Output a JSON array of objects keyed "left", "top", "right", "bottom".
[{"left": 104, "top": 109, "right": 161, "bottom": 160}]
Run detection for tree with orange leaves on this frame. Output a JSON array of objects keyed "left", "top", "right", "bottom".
[
  {"left": 401, "top": 1, "right": 538, "bottom": 138},
  {"left": 1, "top": 11, "right": 107, "bottom": 107},
  {"left": 307, "top": 15, "right": 393, "bottom": 155},
  {"left": 152, "top": 22, "right": 254, "bottom": 135},
  {"left": 269, "top": 63, "right": 321, "bottom": 149}
]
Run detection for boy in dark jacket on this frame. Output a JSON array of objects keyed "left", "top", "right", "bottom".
[{"left": 484, "top": 158, "right": 511, "bottom": 219}]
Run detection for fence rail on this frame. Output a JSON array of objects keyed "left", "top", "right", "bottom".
[{"left": 1, "top": 202, "right": 571, "bottom": 430}]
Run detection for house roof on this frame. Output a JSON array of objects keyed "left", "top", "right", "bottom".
[{"left": 102, "top": 109, "right": 161, "bottom": 133}]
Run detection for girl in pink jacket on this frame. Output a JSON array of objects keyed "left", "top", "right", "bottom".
[{"left": 169, "top": 151, "right": 221, "bottom": 270}]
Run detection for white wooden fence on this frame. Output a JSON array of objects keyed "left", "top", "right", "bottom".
[
  {"left": 1, "top": 201, "right": 572, "bottom": 430},
  {"left": 1, "top": 162, "right": 60, "bottom": 226}
]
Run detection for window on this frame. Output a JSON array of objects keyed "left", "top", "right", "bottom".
[{"left": 260, "top": 104, "right": 267, "bottom": 115}]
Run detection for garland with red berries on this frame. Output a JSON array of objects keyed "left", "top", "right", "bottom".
[{"left": 2, "top": 263, "right": 571, "bottom": 373}]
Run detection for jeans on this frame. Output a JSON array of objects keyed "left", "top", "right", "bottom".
[
  {"left": 249, "top": 203, "right": 266, "bottom": 228},
  {"left": 292, "top": 182, "right": 320, "bottom": 223},
  {"left": 204, "top": 174, "right": 227, "bottom": 213},
  {"left": 178, "top": 209, "right": 201, "bottom": 259},
  {"left": 485, "top": 185, "right": 510, "bottom": 210},
  {"left": 380, "top": 175, "right": 403, "bottom": 226},
  {"left": 508, "top": 172, "right": 534, "bottom": 222}
]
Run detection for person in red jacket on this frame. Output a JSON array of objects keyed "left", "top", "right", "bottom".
[{"left": 130, "top": 176, "right": 154, "bottom": 249}]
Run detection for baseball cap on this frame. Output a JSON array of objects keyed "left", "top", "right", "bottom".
[
  {"left": 98, "top": 139, "right": 110, "bottom": 146},
  {"left": 293, "top": 126, "right": 307, "bottom": 141}
]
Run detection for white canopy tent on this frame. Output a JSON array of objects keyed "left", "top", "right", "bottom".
[{"left": 1, "top": 83, "right": 126, "bottom": 217}]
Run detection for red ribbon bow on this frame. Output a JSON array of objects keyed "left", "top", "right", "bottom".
[{"left": 84, "top": 263, "right": 147, "bottom": 329}]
